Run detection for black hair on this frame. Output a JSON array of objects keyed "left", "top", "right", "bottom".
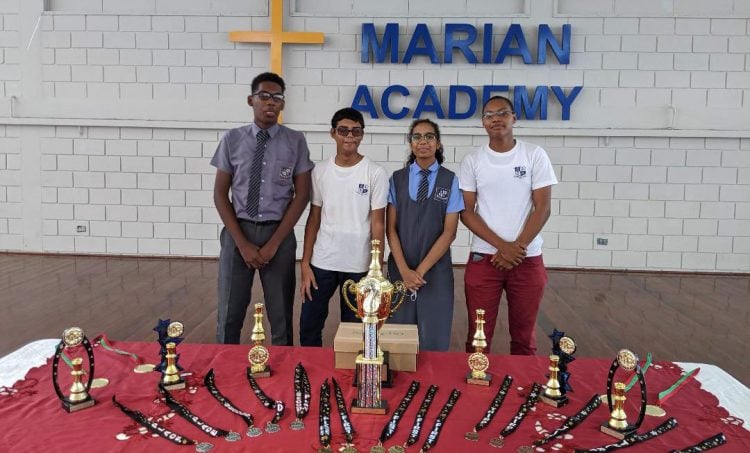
[
  {"left": 251, "top": 72, "right": 286, "bottom": 93},
  {"left": 482, "top": 95, "right": 514, "bottom": 113},
  {"left": 406, "top": 118, "right": 444, "bottom": 165},
  {"left": 330, "top": 107, "right": 365, "bottom": 129}
]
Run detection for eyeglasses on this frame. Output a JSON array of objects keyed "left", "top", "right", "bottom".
[
  {"left": 482, "top": 110, "right": 514, "bottom": 120},
  {"left": 409, "top": 133, "right": 437, "bottom": 143},
  {"left": 335, "top": 126, "right": 364, "bottom": 137},
  {"left": 253, "top": 91, "right": 285, "bottom": 102}
]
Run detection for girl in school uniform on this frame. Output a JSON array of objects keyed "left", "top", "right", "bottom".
[{"left": 386, "top": 119, "right": 464, "bottom": 351}]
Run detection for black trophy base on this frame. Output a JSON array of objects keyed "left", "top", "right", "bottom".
[
  {"left": 600, "top": 422, "right": 636, "bottom": 440},
  {"left": 540, "top": 393, "right": 569, "bottom": 408},
  {"left": 352, "top": 352, "right": 393, "bottom": 388},
  {"left": 247, "top": 365, "right": 272, "bottom": 379},
  {"left": 160, "top": 379, "right": 186, "bottom": 391},
  {"left": 466, "top": 371, "right": 492, "bottom": 386},
  {"left": 62, "top": 396, "right": 96, "bottom": 413},
  {"left": 351, "top": 398, "right": 388, "bottom": 415}
]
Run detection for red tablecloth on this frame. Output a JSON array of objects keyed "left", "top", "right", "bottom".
[{"left": 0, "top": 341, "right": 748, "bottom": 452}]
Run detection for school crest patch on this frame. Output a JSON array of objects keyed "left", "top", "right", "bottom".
[
  {"left": 434, "top": 186, "right": 450, "bottom": 202},
  {"left": 279, "top": 166, "right": 293, "bottom": 180},
  {"left": 356, "top": 183, "right": 369, "bottom": 195},
  {"left": 514, "top": 166, "right": 527, "bottom": 178}
]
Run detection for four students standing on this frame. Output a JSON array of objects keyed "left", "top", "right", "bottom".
[{"left": 213, "top": 73, "right": 557, "bottom": 355}]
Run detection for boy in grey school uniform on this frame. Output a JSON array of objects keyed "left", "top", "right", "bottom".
[{"left": 210, "top": 72, "right": 313, "bottom": 345}]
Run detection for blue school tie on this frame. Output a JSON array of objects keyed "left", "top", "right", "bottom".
[
  {"left": 246, "top": 129, "right": 270, "bottom": 218},
  {"left": 417, "top": 168, "right": 430, "bottom": 202}
]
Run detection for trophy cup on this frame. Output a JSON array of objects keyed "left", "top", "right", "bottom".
[
  {"left": 342, "top": 240, "right": 407, "bottom": 414},
  {"left": 541, "top": 331, "right": 576, "bottom": 407},
  {"left": 160, "top": 341, "right": 186, "bottom": 390},
  {"left": 600, "top": 349, "right": 647, "bottom": 439},
  {"left": 52, "top": 327, "right": 96, "bottom": 412},
  {"left": 247, "top": 303, "right": 271, "bottom": 378},
  {"left": 466, "top": 309, "right": 491, "bottom": 386}
]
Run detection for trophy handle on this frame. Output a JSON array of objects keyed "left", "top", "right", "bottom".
[
  {"left": 341, "top": 280, "right": 360, "bottom": 316},
  {"left": 384, "top": 281, "right": 408, "bottom": 319}
]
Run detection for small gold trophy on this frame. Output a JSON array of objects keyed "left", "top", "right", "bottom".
[
  {"left": 52, "top": 327, "right": 96, "bottom": 412},
  {"left": 342, "top": 240, "right": 408, "bottom": 414},
  {"left": 466, "top": 309, "right": 491, "bottom": 386},
  {"left": 600, "top": 349, "right": 647, "bottom": 439},
  {"left": 540, "top": 355, "right": 567, "bottom": 407},
  {"left": 160, "top": 342, "right": 186, "bottom": 390},
  {"left": 247, "top": 303, "right": 271, "bottom": 378}
]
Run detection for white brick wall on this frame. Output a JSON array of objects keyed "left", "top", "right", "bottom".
[{"left": 1, "top": 1, "right": 749, "bottom": 272}]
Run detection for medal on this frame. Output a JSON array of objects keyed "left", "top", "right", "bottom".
[
  {"left": 576, "top": 417, "right": 678, "bottom": 452},
  {"left": 134, "top": 363, "right": 156, "bottom": 373},
  {"left": 91, "top": 378, "right": 109, "bottom": 389},
  {"left": 291, "top": 363, "right": 311, "bottom": 430},
  {"left": 204, "top": 369, "right": 258, "bottom": 435},
  {"left": 405, "top": 385, "right": 438, "bottom": 447},
  {"left": 418, "top": 388, "right": 461, "bottom": 452},
  {"left": 467, "top": 374, "right": 513, "bottom": 442},
  {"left": 332, "top": 378, "right": 357, "bottom": 448},
  {"left": 378, "top": 380, "right": 420, "bottom": 446},
  {"left": 532, "top": 393, "right": 602, "bottom": 447},
  {"left": 247, "top": 371, "right": 285, "bottom": 433},
  {"left": 318, "top": 379, "right": 332, "bottom": 452},
  {"left": 162, "top": 387, "right": 238, "bottom": 442},
  {"left": 490, "top": 382, "right": 542, "bottom": 447},
  {"left": 670, "top": 432, "right": 726, "bottom": 453}
]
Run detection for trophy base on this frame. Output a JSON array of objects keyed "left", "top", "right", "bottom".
[
  {"left": 352, "top": 352, "right": 393, "bottom": 388},
  {"left": 351, "top": 398, "right": 388, "bottom": 415},
  {"left": 160, "top": 380, "right": 186, "bottom": 391},
  {"left": 63, "top": 396, "right": 96, "bottom": 413},
  {"left": 466, "top": 371, "right": 492, "bottom": 386},
  {"left": 600, "top": 422, "right": 636, "bottom": 440},
  {"left": 247, "top": 365, "right": 272, "bottom": 379},
  {"left": 540, "top": 394, "right": 568, "bottom": 408}
]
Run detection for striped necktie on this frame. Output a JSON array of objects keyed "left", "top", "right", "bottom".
[
  {"left": 246, "top": 129, "right": 270, "bottom": 218},
  {"left": 417, "top": 168, "right": 430, "bottom": 202}
]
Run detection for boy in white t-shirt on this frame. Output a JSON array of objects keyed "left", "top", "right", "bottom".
[
  {"left": 458, "top": 95, "right": 558, "bottom": 355},
  {"left": 299, "top": 107, "right": 388, "bottom": 346}
]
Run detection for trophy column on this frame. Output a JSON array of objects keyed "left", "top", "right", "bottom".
[
  {"left": 247, "top": 303, "right": 271, "bottom": 378},
  {"left": 466, "top": 309, "right": 491, "bottom": 386},
  {"left": 52, "top": 327, "right": 97, "bottom": 412}
]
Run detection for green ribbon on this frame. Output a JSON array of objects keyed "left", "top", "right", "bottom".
[
  {"left": 658, "top": 367, "right": 699, "bottom": 404},
  {"left": 625, "top": 352, "right": 652, "bottom": 392}
]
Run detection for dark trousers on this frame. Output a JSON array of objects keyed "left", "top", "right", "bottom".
[
  {"left": 464, "top": 254, "right": 547, "bottom": 355},
  {"left": 299, "top": 265, "right": 365, "bottom": 347},
  {"left": 216, "top": 221, "right": 296, "bottom": 346}
]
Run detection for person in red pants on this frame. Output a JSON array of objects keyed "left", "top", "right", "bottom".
[{"left": 458, "top": 95, "right": 558, "bottom": 355}]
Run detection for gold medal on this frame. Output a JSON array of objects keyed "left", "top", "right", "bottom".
[
  {"left": 91, "top": 377, "right": 109, "bottom": 389},
  {"left": 167, "top": 321, "right": 184, "bottom": 338},
  {"left": 387, "top": 446, "right": 405, "bottom": 453},
  {"left": 645, "top": 404, "right": 667, "bottom": 417},
  {"left": 517, "top": 447, "right": 534, "bottom": 453},
  {"left": 465, "top": 431, "right": 480, "bottom": 441},
  {"left": 134, "top": 363, "right": 156, "bottom": 373},
  {"left": 489, "top": 436, "right": 505, "bottom": 448},
  {"left": 370, "top": 446, "right": 386, "bottom": 453}
]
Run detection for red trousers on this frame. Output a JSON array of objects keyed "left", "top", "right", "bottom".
[{"left": 464, "top": 254, "right": 548, "bottom": 355}]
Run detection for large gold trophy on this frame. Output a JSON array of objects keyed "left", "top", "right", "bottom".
[
  {"left": 466, "top": 309, "right": 491, "bottom": 386},
  {"left": 342, "top": 240, "right": 407, "bottom": 414}
]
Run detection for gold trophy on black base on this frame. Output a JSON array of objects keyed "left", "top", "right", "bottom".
[
  {"left": 466, "top": 309, "right": 491, "bottom": 386},
  {"left": 541, "top": 333, "right": 576, "bottom": 407},
  {"left": 600, "top": 349, "right": 647, "bottom": 439},
  {"left": 342, "top": 240, "right": 407, "bottom": 415},
  {"left": 247, "top": 303, "right": 271, "bottom": 378},
  {"left": 160, "top": 341, "right": 186, "bottom": 390},
  {"left": 52, "top": 327, "right": 97, "bottom": 412}
]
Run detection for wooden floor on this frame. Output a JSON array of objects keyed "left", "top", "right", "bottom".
[{"left": 1, "top": 253, "right": 748, "bottom": 386}]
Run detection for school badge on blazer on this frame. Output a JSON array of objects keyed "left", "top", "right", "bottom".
[
  {"left": 356, "top": 183, "right": 369, "bottom": 195},
  {"left": 434, "top": 186, "right": 450, "bottom": 202}
]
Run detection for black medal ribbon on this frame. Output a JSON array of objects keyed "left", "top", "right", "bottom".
[
  {"left": 669, "top": 433, "right": 726, "bottom": 453},
  {"left": 204, "top": 369, "right": 254, "bottom": 427},
  {"left": 247, "top": 370, "right": 286, "bottom": 424},
  {"left": 498, "top": 382, "right": 542, "bottom": 438},
  {"left": 319, "top": 379, "right": 332, "bottom": 449},
  {"left": 332, "top": 378, "right": 356, "bottom": 444},
  {"left": 112, "top": 395, "right": 194, "bottom": 446},
  {"left": 533, "top": 394, "right": 601, "bottom": 446},
  {"left": 379, "top": 380, "right": 421, "bottom": 443},
  {"left": 575, "top": 417, "right": 678, "bottom": 453},
  {"left": 406, "top": 384, "right": 438, "bottom": 447},
  {"left": 475, "top": 375, "right": 513, "bottom": 432},
  {"left": 418, "top": 388, "right": 461, "bottom": 452},
  {"left": 162, "top": 388, "right": 232, "bottom": 438}
]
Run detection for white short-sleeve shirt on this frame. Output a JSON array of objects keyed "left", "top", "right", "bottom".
[
  {"left": 459, "top": 140, "right": 557, "bottom": 257},
  {"left": 311, "top": 155, "right": 389, "bottom": 273}
]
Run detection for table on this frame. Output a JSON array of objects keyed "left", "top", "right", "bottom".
[{"left": 1, "top": 339, "right": 749, "bottom": 452}]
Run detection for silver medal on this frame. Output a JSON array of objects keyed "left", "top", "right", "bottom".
[{"left": 246, "top": 425, "right": 263, "bottom": 437}]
